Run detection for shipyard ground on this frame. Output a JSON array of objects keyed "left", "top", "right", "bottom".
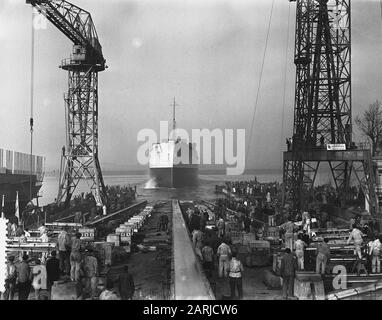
[
  {"left": 211, "top": 266, "right": 282, "bottom": 300},
  {"left": 12, "top": 200, "right": 173, "bottom": 300}
]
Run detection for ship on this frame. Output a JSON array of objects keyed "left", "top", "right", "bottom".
[
  {"left": 148, "top": 99, "right": 199, "bottom": 187},
  {"left": 0, "top": 148, "right": 45, "bottom": 219}
]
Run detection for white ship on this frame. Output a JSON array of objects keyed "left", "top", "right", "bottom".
[{"left": 148, "top": 99, "right": 199, "bottom": 187}]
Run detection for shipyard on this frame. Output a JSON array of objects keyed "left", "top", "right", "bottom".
[{"left": 2, "top": 0, "right": 382, "bottom": 311}]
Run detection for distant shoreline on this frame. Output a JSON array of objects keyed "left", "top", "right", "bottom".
[{"left": 44, "top": 168, "right": 283, "bottom": 177}]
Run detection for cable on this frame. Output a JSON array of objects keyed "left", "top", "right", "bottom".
[
  {"left": 29, "top": 8, "right": 35, "bottom": 206},
  {"left": 245, "top": 0, "right": 276, "bottom": 170},
  {"left": 280, "top": 2, "right": 292, "bottom": 166}
]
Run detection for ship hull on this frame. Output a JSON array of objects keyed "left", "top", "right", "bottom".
[{"left": 149, "top": 167, "right": 199, "bottom": 188}]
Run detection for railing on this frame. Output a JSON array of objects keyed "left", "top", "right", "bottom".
[{"left": 0, "top": 148, "right": 45, "bottom": 181}]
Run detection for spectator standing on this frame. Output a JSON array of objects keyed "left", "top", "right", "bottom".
[
  {"left": 118, "top": 265, "right": 135, "bottom": 300},
  {"left": 228, "top": 251, "right": 244, "bottom": 299},
  {"left": 294, "top": 234, "right": 306, "bottom": 270},
  {"left": 83, "top": 248, "right": 99, "bottom": 299},
  {"left": 369, "top": 235, "right": 382, "bottom": 273},
  {"left": 16, "top": 254, "right": 32, "bottom": 300},
  {"left": 31, "top": 259, "right": 48, "bottom": 300},
  {"left": 4, "top": 256, "right": 17, "bottom": 300},
  {"left": 192, "top": 227, "right": 204, "bottom": 260},
  {"left": 46, "top": 251, "right": 60, "bottom": 297},
  {"left": 70, "top": 232, "right": 84, "bottom": 282},
  {"left": 201, "top": 243, "right": 214, "bottom": 278},
  {"left": 316, "top": 238, "right": 331, "bottom": 275},
  {"left": 280, "top": 248, "right": 298, "bottom": 300},
  {"left": 347, "top": 224, "right": 364, "bottom": 259},
  {"left": 58, "top": 228, "right": 71, "bottom": 276},
  {"left": 217, "top": 218, "right": 225, "bottom": 238},
  {"left": 217, "top": 240, "right": 231, "bottom": 278}
]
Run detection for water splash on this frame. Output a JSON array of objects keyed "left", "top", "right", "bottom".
[{"left": 144, "top": 178, "right": 157, "bottom": 189}]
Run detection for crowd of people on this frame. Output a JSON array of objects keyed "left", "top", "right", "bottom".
[
  {"left": 217, "top": 178, "right": 365, "bottom": 215},
  {"left": 184, "top": 205, "right": 245, "bottom": 300},
  {"left": 3, "top": 225, "right": 135, "bottom": 300}
]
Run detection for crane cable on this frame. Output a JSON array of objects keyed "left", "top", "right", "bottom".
[
  {"left": 245, "top": 0, "right": 276, "bottom": 170},
  {"left": 29, "top": 8, "right": 35, "bottom": 204},
  {"left": 280, "top": 2, "right": 292, "bottom": 166}
]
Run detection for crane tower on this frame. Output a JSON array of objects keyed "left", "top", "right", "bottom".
[
  {"left": 26, "top": 0, "right": 107, "bottom": 207},
  {"left": 283, "top": 0, "right": 378, "bottom": 214}
]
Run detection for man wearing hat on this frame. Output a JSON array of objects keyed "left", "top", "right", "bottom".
[
  {"left": 83, "top": 247, "right": 98, "bottom": 299},
  {"left": 4, "top": 256, "right": 17, "bottom": 300},
  {"left": 16, "top": 254, "right": 32, "bottom": 300}
]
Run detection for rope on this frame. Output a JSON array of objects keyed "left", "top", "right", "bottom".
[
  {"left": 29, "top": 8, "right": 35, "bottom": 204},
  {"left": 245, "top": 0, "right": 276, "bottom": 170},
  {"left": 280, "top": 2, "right": 292, "bottom": 166}
]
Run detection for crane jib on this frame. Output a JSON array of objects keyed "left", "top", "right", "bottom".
[{"left": 26, "top": 0, "right": 105, "bottom": 70}]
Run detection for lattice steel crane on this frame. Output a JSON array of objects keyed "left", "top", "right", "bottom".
[
  {"left": 283, "top": 0, "right": 378, "bottom": 214},
  {"left": 26, "top": 0, "right": 108, "bottom": 207}
]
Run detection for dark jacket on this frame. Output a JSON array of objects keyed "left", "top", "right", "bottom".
[
  {"left": 280, "top": 253, "right": 298, "bottom": 277},
  {"left": 118, "top": 272, "right": 135, "bottom": 299},
  {"left": 46, "top": 257, "right": 60, "bottom": 286}
]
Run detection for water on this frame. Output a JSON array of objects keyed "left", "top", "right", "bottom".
[{"left": 39, "top": 171, "right": 333, "bottom": 206}]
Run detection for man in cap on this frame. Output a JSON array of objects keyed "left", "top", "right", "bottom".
[
  {"left": 4, "top": 256, "right": 17, "bottom": 300},
  {"left": 16, "top": 254, "right": 32, "bottom": 300}
]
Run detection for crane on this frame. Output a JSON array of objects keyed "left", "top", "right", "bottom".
[
  {"left": 283, "top": 0, "right": 378, "bottom": 215},
  {"left": 26, "top": 0, "right": 108, "bottom": 208}
]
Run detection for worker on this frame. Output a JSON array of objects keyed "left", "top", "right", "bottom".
[
  {"left": 11, "top": 222, "right": 17, "bottom": 237},
  {"left": 24, "top": 228, "right": 31, "bottom": 238},
  {"left": 192, "top": 227, "right": 204, "bottom": 260},
  {"left": 7, "top": 222, "right": 12, "bottom": 237},
  {"left": 280, "top": 248, "right": 298, "bottom": 300},
  {"left": 217, "top": 240, "right": 231, "bottom": 278},
  {"left": 74, "top": 211, "right": 82, "bottom": 224},
  {"left": 58, "top": 227, "right": 71, "bottom": 276},
  {"left": 243, "top": 214, "right": 251, "bottom": 233},
  {"left": 16, "top": 254, "right": 32, "bottom": 300},
  {"left": 280, "top": 219, "right": 295, "bottom": 250},
  {"left": 118, "top": 265, "right": 135, "bottom": 300},
  {"left": 46, "top": 251, "right": 60, "bottom": 298},
  {"left": 201, "top": 242, "right": 214, "bottom": 278},
  {"left": 83, "top": 248, "right": 99, "bottom": 299},
  {"left": 228, "top": 251, "right": 244, "bottom": 300},
  {"left": 38, "top": 223, "right": 46, "bottom": 236},
  {"left": 162, "top": 213, "right": 169, "bottom": 231},
  {"left": 99, "top": 278, "right": 120, "bottom": 300},
  {"left": 40, "top": 230, "right": 49, "bottom": 243},
  {"left": 31, "top": 259, "right": 47, "bottom": 300},
  {"left": 316, "top": 238, "right": 331, "bottom": 275},
  {"left": 199, "top": 211, "right": 207, "bottom": 232},
  {"left": 369, "top": 235, "right": 382, "bottom": 273},
  {"left": 4, "top": 256, "right": 17, "bottom": 300},
  {"left": 217, "top": 218, "right": 226, "bottom": 238},
  {"left": 294, "top": 233, "right": 306, "bottom": 270},
  {"left": 70, "top": 232, "right": 84, "bottom": 282},
  {"left": 347, "top": 224, "right": 365, "bottom": 259},
  {"left": 15, "top": 224, "right": 24, "bottom": 237}
]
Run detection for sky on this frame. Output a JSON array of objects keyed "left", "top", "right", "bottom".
[{"left": 1, "top": 0, "right": 382, "bottom": 172}]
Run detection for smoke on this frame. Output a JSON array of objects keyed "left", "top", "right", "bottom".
[{"left": 144, "top": 178, "right": 157, "bottom": 189}]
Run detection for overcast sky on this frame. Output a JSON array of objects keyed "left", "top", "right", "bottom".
[{"left": 1, "top": 0, "right": 382, "bottom": 172}]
